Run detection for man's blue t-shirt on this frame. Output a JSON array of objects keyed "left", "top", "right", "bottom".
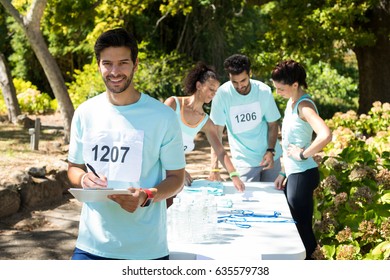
[
  {"left": 68, "top": 92, "right": 186, "bottom": 260},
  {"left": 210, "top": 79, "right": 282, "bottom": 168}
]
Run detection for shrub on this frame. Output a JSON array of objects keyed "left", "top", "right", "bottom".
[
  {"left": 313, "top": 102, "right": 390, "bottom": 260},
  {"left": 1, "top": 79, "right": 58, "bottom": 115},
  {"left": 0, "top": 94, "right": 6, "bottom": 114},
  {"left": 66, "top": 63, "right": 105, "bottom": 109},
  {"left": 17, "top": 88, "right": 54, "bottom": 114},
  {"left": 6, "top": 78, "right": 55, "bottom": 114},
  {"left": 307, "top": 61, "right": 359, "bottom": 120}
]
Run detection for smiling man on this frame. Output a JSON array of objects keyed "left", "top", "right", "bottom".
[
  {"left": 67, "top": 28, "right": 185, "bottom": 260},
  {"left": 209, "top": 54, "right": 282, "bottom": 183}
]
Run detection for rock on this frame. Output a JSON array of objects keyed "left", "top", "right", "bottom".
[
  {"left": 19, "top": 179, "right": 63, "bottom": 210},
  {"left": 9, "top": 170, "right": 32, "bottom": 185},
  {"left": 26, "top": 166, "right": 46, "bottom": 178},
  {"left": 0, "top": 187, "right": 21, "bottom": 218},
  {"left": 0, "top": 159, "right": 73, "bottom": 218},
  {"left": 53, "top": 170, "right": 73, "bottom": 193}
]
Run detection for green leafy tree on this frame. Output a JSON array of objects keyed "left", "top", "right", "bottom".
[
  {"left": 247, "top": 0, "right": 390, "bottom": 114},
  {"left": 0, "top": 0, "right": 74, "bottom": 142},
  {"left": 158, "top": 0, "right": 250, "bottom": 76},
  {"left": 135, "top": 45, "right": 193, "bottom": 101},
  {"left": 42, "top": 0, "right": 99, "bottom": 80}
]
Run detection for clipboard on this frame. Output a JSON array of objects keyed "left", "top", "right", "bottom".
[{"left": 68, "top": 188, "right": 130, "bottom": 202}]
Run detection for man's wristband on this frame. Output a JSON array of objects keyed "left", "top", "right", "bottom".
[
  {"left": 229, "top": 171, "right": 240, "bottom": 179},
  {"left": 80, "top": 173, "right": 88, "bottom": 188},
  {"left": 211, "top": 169, "right": 221, "bottom": 173},
  {"left": 266, "top": 148, "right": 275, "bottom": 156},
  {"left": 299, "top": 151, "right": 308, "bottom": 160},
  {"left": 279, "top": 171, "right": 286, "bottom": 178},
  {"left": 140, "top": 188, "right": 154, "bottom": 207}
]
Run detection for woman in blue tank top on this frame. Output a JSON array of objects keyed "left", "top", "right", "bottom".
[
  {"left": 164, "top": 62, "right": 245, "bottom": 193},
  {"left": 271, "top": 60, "right": 332, "bottom": 259}
]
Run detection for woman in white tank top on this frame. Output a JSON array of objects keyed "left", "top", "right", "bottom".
[{"left": 164, "top": 62, "right": 245, "bottom": 194}]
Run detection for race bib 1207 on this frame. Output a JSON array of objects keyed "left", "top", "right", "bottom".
[{"left": 82, "top": 129, "right": 144, "bottom": 182}]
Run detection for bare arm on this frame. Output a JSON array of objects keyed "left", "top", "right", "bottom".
[
  {"left": 67, "top": 161, "right": 108, "bottom": 189},
  {"left": 204, "top": 120, "right": 228, "bottom": 169},
  {"left": 287, "top": 101, "right": 332, "bottom": 160},
  {"left": 267, "top": 121, "right": 279, "bottom": 151},
  {"left": 209, "top": 123, "right": 225, "bottom": 179},
  {"left": 260, "top": 121, "right": 279, "bottom": 170},
  {"left": 299, "top": 101, "right": 332, "bottom": 158},
  {"left": 163, "top": 96, "right": 177, "bottom": 111},
  {"left": 67, "top": 162, "right": 87, "bottom": 188},
  {"left": 152, "top": 168, "right": 185, "bottom": 202},
  {"left": 204, "top": 120, "right": 244, "bottom": 192}
]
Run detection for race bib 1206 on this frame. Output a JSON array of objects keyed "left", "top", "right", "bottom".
[{"left": 229, "top": 102, "right": 262, "bottom": 134}]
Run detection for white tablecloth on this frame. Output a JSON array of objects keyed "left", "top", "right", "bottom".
[{"left": 168, "top": 181, "right": 305, "bottom": 260}]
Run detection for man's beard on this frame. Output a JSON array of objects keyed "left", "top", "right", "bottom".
[
  {"left": 103, "top": 73, "right": 134, "bottom": 94},
  {"left": 236, "top": 84, "right": 250, "bottom": 95}
]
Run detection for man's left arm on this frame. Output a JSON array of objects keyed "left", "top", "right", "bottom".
[
  {"left": 260, "top": 121, "right": 279, "bottom": 170},
  {"left": 152, "top": 168, "right": 185, "bottom": 202},
  {"left": 267, "top": 121, "right": 279, "bottom": 150}
]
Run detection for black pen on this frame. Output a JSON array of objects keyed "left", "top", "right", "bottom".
[{"left": 86, "top": 163, "right": 100, "bottom": 178}]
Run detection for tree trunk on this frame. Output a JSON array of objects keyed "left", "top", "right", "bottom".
[
  {"left": 0, "top": 0, "right": 74, "bottom": 143},
  {"left": 353, "top": 2, "right": 390, "bottom": 114},
  {"left": 25, "top": 30, "right": 74, "bottom": 143},
  {"left": 0, "top": 52, "right": 21, "bottom": 123}
]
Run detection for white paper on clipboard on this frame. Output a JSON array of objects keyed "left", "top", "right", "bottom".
[{"left": 68, "top": 188, "right": 130, "bottom": 202}]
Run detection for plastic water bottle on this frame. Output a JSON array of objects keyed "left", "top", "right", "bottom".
[
  {"left": 169, "top": 197, "right": 192, "bottom": 243},
  {"left": 168, "top": 197, "right": 181, "bottom": 242},
  {"left": 207, "top": 194, "right": 218, "bottom": 240},
  {"left": 200, "top": 190, "right": 210, "bottom": 240},
  {"left": 180, "top": 197, "right": 193, "bottom": 243},
  {"left": 188, "top": 194, "right": 204, "bottom": 243}
]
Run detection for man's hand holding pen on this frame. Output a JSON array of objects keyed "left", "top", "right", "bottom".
[{"left": 81, "top": 163, "right": 108, "bottom": 189}]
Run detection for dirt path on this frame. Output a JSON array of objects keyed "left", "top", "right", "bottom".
[{"left": 0, "top": 132, "right": 229, "bottom": 260}]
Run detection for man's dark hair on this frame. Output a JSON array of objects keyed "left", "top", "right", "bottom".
[
  {"left": 94, "top": 28, "right": 138, "bottom": 64},
  {"left": 223, "top": 54, "right": 251, "bottom": 75}
]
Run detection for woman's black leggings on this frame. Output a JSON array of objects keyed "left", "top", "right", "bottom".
[{"left": 284, "top": 167, "right": 319, "bottom": 260}]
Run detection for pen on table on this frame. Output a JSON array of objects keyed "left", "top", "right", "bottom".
[{"left": 86, "top": 163, "right": 100, "bottom": 178}]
